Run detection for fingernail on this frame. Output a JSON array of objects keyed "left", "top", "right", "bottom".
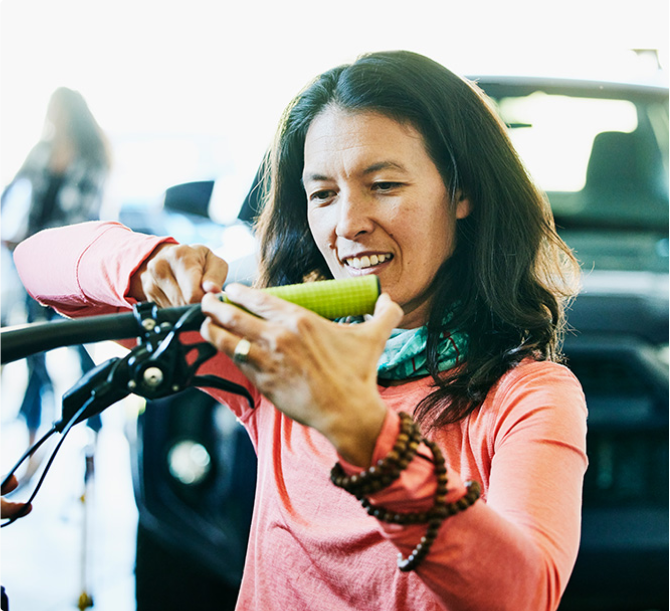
[
  {"left": 202, "top": 280, "right": 219, "bottom": 292},
  {"left": 225, "top": 283, "right": 244, "bottom": 298}
]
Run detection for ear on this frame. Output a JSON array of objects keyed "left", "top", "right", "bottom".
[{"left": 455, "top": 191, "right": 472, "bottom": 219}]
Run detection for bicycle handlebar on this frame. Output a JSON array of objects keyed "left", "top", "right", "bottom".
[
  {"left": 1, "top": 275, "right": 382, "bottom": 364},
  {"left": 1, "top": 305, "right": 202, "bottom": 364}
]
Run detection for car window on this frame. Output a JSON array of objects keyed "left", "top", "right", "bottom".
[
  {"left": 483, "top": 83, "right": 669, "bottom": 274},
  {"left": 498, "top": 93, "right": 638, "bottom": 192}
]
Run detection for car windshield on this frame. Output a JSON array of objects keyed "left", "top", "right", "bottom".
[{"left": 479, "top": 79, "right": 669, "bottom": 274}]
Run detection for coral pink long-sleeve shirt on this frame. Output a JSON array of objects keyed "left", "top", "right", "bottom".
[{"left": 14, "top": 222, "right": 588, "bottom": 611}]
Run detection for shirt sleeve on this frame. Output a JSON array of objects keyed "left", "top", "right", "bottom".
[
  {"left": 340, "top": 363, "right": 588, "bottom": 611},
  {"left": 12, "top": 219, "right": 263, "bottom": 425},
  {"left": 13, "top": 221, "right": 177, "bottom": 317}
]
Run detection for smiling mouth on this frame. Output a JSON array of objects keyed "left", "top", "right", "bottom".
[{"left": 343, "top": 253, "right": 393, "bottom": 270}]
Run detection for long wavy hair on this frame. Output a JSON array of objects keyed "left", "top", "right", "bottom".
[
  {"left": 45, "top": 87, "right": 112, "bottom": 169},
  {"left": 255, "top": 50, "right": 579, "bottom": 428}
]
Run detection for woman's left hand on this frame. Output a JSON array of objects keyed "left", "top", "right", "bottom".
[{"left": 200, "top": 284, "right": 403, "bottom": 467}]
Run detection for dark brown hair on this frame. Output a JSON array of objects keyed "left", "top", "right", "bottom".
[
  {"left": 255, "top": 50, "right": 579, "bottom": 427},
  {"left": 47, "top": 87, "right": 111, "bottom": 169}
]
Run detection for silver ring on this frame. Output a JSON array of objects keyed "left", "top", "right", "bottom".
[{"left": 232, "top": 338, "right": 252, "bottom": 364}]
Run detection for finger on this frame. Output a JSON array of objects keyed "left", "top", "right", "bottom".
[
  {"left": 369, "top": 293, "right": 404, "bottom": 337},
  {"left": 201, "top": 293, "right": 267, "bottom": 341},
  {"left": 143, "top": 244, "right": 212, "bottom": 306},
  {"left": 143, "top": 257, "right": 186, "bottom": 306},
  {"left": 171, "top": 270, "right": 206, "bottom": 304},
  {"left": 223, "top": 283, "right": 304, "bottom": 320},
  {"left": 1, "top": 500, "right": 32, "bottom": 520},
  {"left": 1, "top": 475, "right": 18, "bottom": 495},
  {"left": 203, "top": 279, "right": 223, "bottom": 294},
  {"left": 141, "top": 276, "right": 173, "bottom": 308},
  {"left": 201, "top": 250, "right": 228, "bottom": 292},
  {"left": 170, "top": 246, "right": 226, "bottom": 304},
  {"left": 200, "top": 314, "right": 258, "bottom": 367},
  {"left": 169, "top": 247, "right": 211, "bottom": 304}
]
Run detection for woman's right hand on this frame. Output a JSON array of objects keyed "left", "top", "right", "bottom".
[
  {"left": 1, "top": 475, "right": 31, "bottom": 520},
  {"left": 128, "top": 243, "right": 228, "bottom": 307}
]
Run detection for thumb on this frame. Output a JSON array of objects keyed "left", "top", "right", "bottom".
[
  {"left": 370, "top": 293, "right": 404, "bottom": 338},
  {"left": 201, "top": 251, "right": 229, "bottom": 294}
]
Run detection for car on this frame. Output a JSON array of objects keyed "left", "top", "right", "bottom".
[
  {"left": 125, "top": 68, "right": 669, "bottom": 610},
  {"left": 474, "top": 73, "right": 669, "bottom": 611},
  {"left": 119, "top": 178, "right": 260, "bottom": 611}
]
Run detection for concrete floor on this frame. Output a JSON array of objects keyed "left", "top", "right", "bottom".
[{"left": 1, "top": 344, "right": 139, "bottom": 611}]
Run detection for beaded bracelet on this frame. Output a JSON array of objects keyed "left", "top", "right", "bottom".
[
  {"left": 330, "top": 412, "right": 481, "bottom": 572},
  {"left": 395, "top": 440, "right": 481, "bottom": 572},
  {"left": 330, "top": 411, "right": 423, "bottom": 498}
]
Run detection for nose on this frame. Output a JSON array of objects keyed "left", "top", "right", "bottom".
[{"left": 335, "top": 189, "right": 374, "bottom": 240}]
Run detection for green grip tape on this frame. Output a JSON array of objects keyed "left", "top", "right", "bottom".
[{"left": 222, "top": 276, "right": 380, "bottom": 319}]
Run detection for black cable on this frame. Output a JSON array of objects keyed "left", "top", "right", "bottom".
[
  {"left": 1, "top": 427, "right": 58, "bottom": 490},
  {"left": 172, "top": 303, "right": 202, "bottom": 334},
  {"left": 1, "top": 302, "right": 244, "bottom": 527},
  {"left": 1, "top": 397, "right": 93, "bottom": 528},
  {"left": 167, "top": 305, "right": 257, "bottom": 408}
]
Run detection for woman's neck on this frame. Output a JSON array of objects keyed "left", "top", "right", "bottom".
[{"left": 48, "top": 143, "right": 74, "bottom": 174}]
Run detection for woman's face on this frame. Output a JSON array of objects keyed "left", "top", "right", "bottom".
[{"left": 304, "top": 108, "right": 470, "bottom": 328}]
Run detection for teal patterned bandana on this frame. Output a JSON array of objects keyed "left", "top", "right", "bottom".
[
  {"left": 377, "top": 326, "right": 467, "bottom": 380},
  {"left": 339, "top": 316, "right": 468, "bottom": 381}
]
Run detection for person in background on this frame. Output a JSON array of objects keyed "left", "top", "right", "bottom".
[
  {"left": 1, "top": 475, "right": 31, "bottom": 610},
  {"left": 13, "top": 51, "right": 587, "bottom": 610},
  {"left": 1, "top": 87, "right": 111, "bottom": 468}
]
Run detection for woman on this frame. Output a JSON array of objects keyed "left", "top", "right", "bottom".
[
  {"left": 14, "top": 51, "right": 587, "bottom": 610},
  {"left": 2, "top": 86, "right": 111, "bottom": 248},
  {"left": 3, "top": 86, "right": 111, "bottom": 470}
]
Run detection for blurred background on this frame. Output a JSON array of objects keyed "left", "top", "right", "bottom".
[{"left": 1, "top": 1, "right": 668, "bottom": 610}]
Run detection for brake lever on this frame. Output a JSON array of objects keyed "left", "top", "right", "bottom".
[
  {"left": 57, "top": 356, "right": 131, "bottom": 431},
  {"left": 128, "top": 302, "right": 219, "bottom": 398},
  {"left": 2, "top": 302, "right": 256, "bottom": 527}
]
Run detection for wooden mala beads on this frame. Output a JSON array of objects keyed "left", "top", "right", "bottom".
[
  {"left": 330, "top": 411, "right": 422, "bottom": 498},
  {"left": 330, "top": 411, "right": 481, "bottom": 572}
]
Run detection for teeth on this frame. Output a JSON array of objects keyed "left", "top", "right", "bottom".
[{"left": 347, "top": 254, "right": 391, "bottom": 269}]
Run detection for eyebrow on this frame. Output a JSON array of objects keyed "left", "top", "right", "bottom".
[{"left": 302, "top": 160, "right": 408, "bottom": 185}]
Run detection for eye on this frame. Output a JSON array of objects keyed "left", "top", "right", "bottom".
[
  {"left": 308, "top": 189, "right": 336, "bottom": 203},
  {"left": 372, "top": 182, "right": 403, "bottom": 192}
]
